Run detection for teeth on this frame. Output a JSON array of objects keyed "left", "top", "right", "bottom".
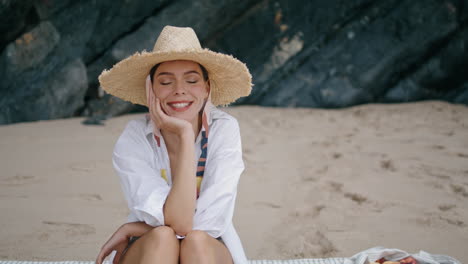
[{"left": 170, "top": 102, "right": 190, "bottom": 108}]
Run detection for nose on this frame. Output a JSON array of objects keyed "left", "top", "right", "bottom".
[{"left": 173, "top": 81, "right": 187, "bottom": 95}]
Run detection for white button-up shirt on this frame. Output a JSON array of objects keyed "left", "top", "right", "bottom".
[{"left": 109, "top": 102, "right": 248, "bottom": 264}]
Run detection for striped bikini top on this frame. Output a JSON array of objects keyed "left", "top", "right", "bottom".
[
  {"left": 155, "top": 112, "right": 209, "bottom": 199},
  {"left": 195, "top": 130, "right": 208, "bottom": 198}
]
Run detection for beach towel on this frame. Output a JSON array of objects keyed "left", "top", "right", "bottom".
[{"left": 344, "top": 247, "right": 461, "bottom": 264}]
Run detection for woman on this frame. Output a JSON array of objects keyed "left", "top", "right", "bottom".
[{"left": 95, "top": 26, "right": 252, "bottom": 264}]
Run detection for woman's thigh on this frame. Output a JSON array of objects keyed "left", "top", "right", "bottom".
[
  {"left": 180, "top": 230, "right": 233, "bottom": 264},
  {"left": 119, "top": 226, "right": 179, "bottom": 264}
]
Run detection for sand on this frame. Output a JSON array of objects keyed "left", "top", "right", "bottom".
[{"left": 0, "top": 101, "right": 467, "bottom": 263}]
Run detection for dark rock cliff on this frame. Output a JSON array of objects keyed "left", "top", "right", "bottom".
[{"left": 1, "top": 0, "right": 467, "bottom": 124}]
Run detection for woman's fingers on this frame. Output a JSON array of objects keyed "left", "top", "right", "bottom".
[
  {"left": 95, "top": 246, "right": 110, "bottom": 264},
  {"left": 147, "top": 82, "right": 162, "bottom": 128},
  {"left": 95, "top": 236, "right": 120, "bottom": 264},
  {"left": 145, "top": 75, "right": 152, "bottom": 106},
  {"left": 112, "top": 243, "right": 127, "bottom": 264},
  {"left": 152, "top": 97, "right": 162, "bottom": 125},
  {"left": 96, "top": 244, "right": 123, "bottom": 264},
  {"left": 112, "top": 250, "right": 122, "bottom": 264},
  {"left": 154, "top": 98, "right": 165, "bottom": 119},
  {"left": 95, "top": 224, "right": 131, "bottom": 264}
]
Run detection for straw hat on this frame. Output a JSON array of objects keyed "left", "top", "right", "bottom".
[{"left": 98, "top": 26, "right": 252, "bottom": 106}]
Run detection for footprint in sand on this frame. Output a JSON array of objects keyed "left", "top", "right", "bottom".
[
  {"left": 344, "top": 192, "right": 368, "bottom": 205},
  {"left": 316, "top": 165, "right": 329, "bottom": 175},
  {"left": 352, "top": 109, "right": 365, "bottom": 118},
  {"left": 0, "top": 194, "right": 29, "bottom": 199},
  {"left": 424, "top": 181, "right": 444, "bottom": 189},
  {"left": 380, "top": 159, "right": 397, "bottom": 172},
  {"left": 332, "top": 152, "right": 342, "bottom": 159},
  {"left": 0, "top": 174, "right": 41, "bottom": 186},
  {"left": 438, "top": 204, "right": 456, "bottom": 211},
  {"left": 79, "top": 193, "right": 103, "bottom": 201},
  {"left": 369, "top": 200, "right": 396, "bottom": 213},
  {"left": 413, "top": 212, "right": 466, "bottom": 228},
  {"left": 289, "top": 205, "right": 325, "bottom": 218},
  {"left": 42, "top": 221, "right": 96, "bottom": 236},
  {"left": 300, "top": 170, "right": 318, "bottom": 182},
  {"left": 434, "top": 174, "right": 451, "bottom": 180},
  {"left": 320, "top": 141, "right": 331, "bottom": 147},
  {"left": 419, "top": 165, "right": 455, "bottom": 181},
  {"left": 254, "top": 201, "right": 282, "bottom": 209},
  {"left": 450, "top": 184, "right": 468, "bottom": 198},
  {"left": 302, "top": 175, "right": 318, "bottom": 182},
  {"left": 443, "top": 131, "right": 455, "bottom": 136},
  {"left": 269, "top": 203, "right": 338, "bottom": 258},
  {"left": 430, "top": 145, "right": 445, "bottom": 150},
  {"left": 326, "top": 181, "right": 343, "bottom": 192},
  {"left": 66, "top": 193, "right": 103, "bottom": 202},
  {"left": 275, "top": 230, "right": 337, "bottom": 258},
  {"left": 69, "top": 161, "right": 97, "bottom": 172},
  {"left": 441, "top": 217, "right": 465, "bottom": 227},
  {"left": 38, "top": 232, "right": 50, "bottom": 241}
]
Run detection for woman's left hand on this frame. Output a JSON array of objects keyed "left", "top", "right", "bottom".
[{"left": 95, "top": 224, "right": 130, "bottom": 264}]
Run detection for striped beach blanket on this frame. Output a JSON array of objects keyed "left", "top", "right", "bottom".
[
  {"left": 0, "top": 247, "right": 460, "bottom": 264},
  {"left": 0, "top": 259, "right": 346, "bottom": 264}
]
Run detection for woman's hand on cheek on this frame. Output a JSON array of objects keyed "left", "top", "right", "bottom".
[
  {"left": 146, "top": 76, "right": 193, "bottom": 137},
  {"left": 153, "top": 97, "right": 193, "bottom": 137}
]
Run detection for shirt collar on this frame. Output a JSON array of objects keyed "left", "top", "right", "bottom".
[{"left": 145, "top": 100, "right": 214, "bottom": 147}]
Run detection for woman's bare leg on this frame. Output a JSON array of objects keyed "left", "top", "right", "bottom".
[
  {"left": 119, "top": 226, "right": 179, "bottom": 264},
  {"left": 179, "top": 230, "right": 233, "bottom": 264}
]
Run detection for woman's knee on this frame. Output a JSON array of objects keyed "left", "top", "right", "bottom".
[
  {"left": 183, "top": 230, "right": 211, "bottom": 245},
  {"left": 143, "top": 225, "right": 177, "bottom": 246},
  {"left": 120, "top": 226, "right": 179, "bottom": 264},
  {"left": 180, "top": 230, "right": 212, "bottom": 256}
]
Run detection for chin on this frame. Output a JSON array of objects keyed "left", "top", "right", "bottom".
[{"left": 172, "top": 112, "right": 197, "bottom": 122}]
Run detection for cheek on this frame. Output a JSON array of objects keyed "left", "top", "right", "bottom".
[
  {"left": 193, "top": 85, "right": 209, "bottom": 99},
  {"left": 153, "top": 85, "right": 171, "bottom": 98}
]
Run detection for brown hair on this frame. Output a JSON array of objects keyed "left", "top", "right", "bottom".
[{"left": 149, "top": 62, "right": 209, "bottom": 83}]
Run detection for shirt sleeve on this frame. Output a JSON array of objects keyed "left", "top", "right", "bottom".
[
  {"left": 192, "top": 117, "right": 244, "bottom": 238},
  {"left": 113, "top": 119, "right": 170, "bottom": 227}
]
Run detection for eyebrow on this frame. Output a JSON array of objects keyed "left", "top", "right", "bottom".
[{"left": 157, "top": 70, "right": 201, "bottom": 77}]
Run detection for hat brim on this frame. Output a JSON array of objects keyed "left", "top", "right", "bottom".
[{"left": 98, "top": 48, "right": 252, "bottom": 106}]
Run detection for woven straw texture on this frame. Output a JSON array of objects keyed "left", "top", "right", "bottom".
[{"left": 98, "top": 26, "right": 252, "bottom": 107}]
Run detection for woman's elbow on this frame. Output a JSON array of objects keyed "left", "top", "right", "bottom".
[
  {"left": 170, "top": 224, "right": 192, "bottom": 236},
  {"left": 166, "top": 219, "right": 193, "bottom": 236}
]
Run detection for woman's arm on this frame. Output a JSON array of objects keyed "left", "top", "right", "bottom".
[
  {"left": 149, "top": 96, "right": 197, "bottom": 236},
  {"left": 113, "top": 120, "right": 171, "bottom": 227},
  {"left": 163, "top": 130, "right": 197, "bottom": 236},
  {"left": 122, "top": 221, "right": 155, "bottom": 237}
]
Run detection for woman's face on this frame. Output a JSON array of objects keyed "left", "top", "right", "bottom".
[{"left": 152, "top": 60, "right": 210, "bottom": 125}]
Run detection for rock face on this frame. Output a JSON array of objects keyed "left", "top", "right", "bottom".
[{"left": 0, "top": 0, "right": 467, "bottom": 124}]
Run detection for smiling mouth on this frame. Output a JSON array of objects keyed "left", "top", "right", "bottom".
[{"left": 168, "top": 101, "right": 193, "bottom": 112}]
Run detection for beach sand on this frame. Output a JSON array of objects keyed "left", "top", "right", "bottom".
[{"left": 0, "top": 101, "right": 467, "bottom": 263}]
